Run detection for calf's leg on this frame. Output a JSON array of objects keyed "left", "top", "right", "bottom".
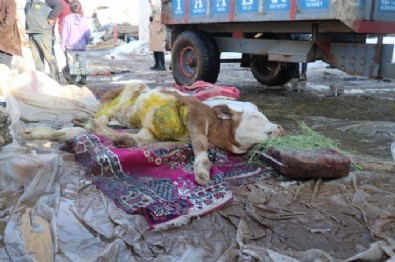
[
  {"left": 73, "top": 118, "right": 158, "bottom": 148},
  {"left": 190, "top": 133, "right": 211, "bottom": 185},
  {"left": 114, "top": 128, "right": 157, "bottom": 147},
  {"left": 73, "top": 118, "right": 138, "bottom": 146}
]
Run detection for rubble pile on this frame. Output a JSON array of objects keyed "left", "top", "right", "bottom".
[{"left": 0, "top": 109, "right": 12, "bottom": 147}]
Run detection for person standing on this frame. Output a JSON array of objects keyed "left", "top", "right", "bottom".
[
  {"left": 290, "top": 33, "right": 311, "bottom": 80},
  {"left": 0, "top": 0, "right": 22, "bottom": 68},
  {"left": 61, "top": 0, "right": 90, "bottom": 86},
  {"left": 57, "top": 0, "right": 83, "bottom": 81},
  {"left": 25, "top": 0, "right": 63, "bottom": 82},
  {"left": 57, "top": 0, "right": 72, "bottom": 81},
  {"left": 149, "top": 1, "right": 166, "bottom": 71},
  {"left": 57, "top": 0, "right": 71, "bottom": 35}
]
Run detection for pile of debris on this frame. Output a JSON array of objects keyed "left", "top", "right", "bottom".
[{"left": 0, "top": 109, "right": 12, "bottom": 147}]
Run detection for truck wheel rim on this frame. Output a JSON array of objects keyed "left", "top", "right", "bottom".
[{"left": 179, "top": 46, "right": 197, "bottom": 78}]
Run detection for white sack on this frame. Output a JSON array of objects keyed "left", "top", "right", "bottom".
[{"left": 0, "top": 69, "right": 98, "bottom": 122}]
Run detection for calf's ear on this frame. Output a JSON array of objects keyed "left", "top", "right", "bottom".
[{"left": 213, "top": 105, "right": 233, "bottom": 120}]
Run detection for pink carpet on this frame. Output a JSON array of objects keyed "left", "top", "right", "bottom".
[{"left": 70, "top": 133, "right": 272, "bottom": 230}]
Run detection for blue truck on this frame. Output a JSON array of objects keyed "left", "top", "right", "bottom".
[{"left": 162, "top": 0, "right": 395, "bottom": 86}]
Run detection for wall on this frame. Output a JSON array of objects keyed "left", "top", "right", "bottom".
[{"left": 139, "top": 0, "right": 151, "bottom": 42}]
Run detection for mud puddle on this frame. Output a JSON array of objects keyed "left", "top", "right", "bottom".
[{"left": 239, "top": 88, "right": 395, "bottom": 160}]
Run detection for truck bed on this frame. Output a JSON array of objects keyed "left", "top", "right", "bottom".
[{"left": 163, "top": 0, "right": 395, "bottom": 34}]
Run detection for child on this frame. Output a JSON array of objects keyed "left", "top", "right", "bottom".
[{"left": 61, "top": 1, "right": 90, "bottom": 85}]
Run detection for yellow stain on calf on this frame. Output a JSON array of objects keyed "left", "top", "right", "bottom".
[
  {"left": 135, "top": 93, "right": 189, "bottom": 140},
  {"left": 134, "top": 93, "right": 170, "bottom": 124},
  {"left": 96, "top": 94, "right": 138, "bottom": 125},
  {"left": 151, "top": 102, "right": 189, "bottom": 139},
  {"left": 95, "top": 89, "right": 190, "bottom": 140},
  {"left": 96, "top": 95, "right": 121, "bottom": 119}
]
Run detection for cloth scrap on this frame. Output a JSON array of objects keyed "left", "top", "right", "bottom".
[{"left": 172, "top": 80, "right": 240, "bottom": 101}]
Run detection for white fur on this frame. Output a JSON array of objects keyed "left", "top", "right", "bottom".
[
  {"left": 235, "top": 110, "right": 282, "bottom": 153},
  {"left": 203, "top": 99, "right": 258, "bottom": 112},
  {"left": 193, "top": 151, "right": 210, "bottom": 185},
  {"left": 204, "top": 99, "right": 282, "bottom": 153}
]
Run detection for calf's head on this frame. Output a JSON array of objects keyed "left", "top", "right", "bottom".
[
  {"left": 238, "top": 110, "right": 283, "bottom": 149},
  {"left": 219, "top": 105, "right": 284, "bottom": 154}
]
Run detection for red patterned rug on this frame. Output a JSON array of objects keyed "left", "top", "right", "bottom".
[{"left": 70, "top": 133, "right": 273, "bottom": 230}]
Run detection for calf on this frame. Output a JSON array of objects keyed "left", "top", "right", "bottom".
[{"left": 73, "top": 82, "right": 283, "bottom": 185}]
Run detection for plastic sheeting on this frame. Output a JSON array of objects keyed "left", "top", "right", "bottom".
[
  {"left": 1, "top": 138, "right": 395, "bottom": 258},
  {"left": 67, "top": 155, "right": 395, "bottom": 261},
  {"left": 0, "top": 146, "right": 64, "bottom": 262},
  {"left": 2, "top": 144, "right": 394, "bottom": 261}
]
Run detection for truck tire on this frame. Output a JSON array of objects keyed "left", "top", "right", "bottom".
[
  {"left": 251, "top": 55, "right": 298, "bottom": 86},
  {"left": 171, "top": 31, "right": 220, "bottom": 86}
]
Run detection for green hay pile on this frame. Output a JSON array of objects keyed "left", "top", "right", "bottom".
[{"left": 248, "top": 120, "right": 344, "bottom": 163}]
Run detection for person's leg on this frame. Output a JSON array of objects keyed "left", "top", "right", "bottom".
[
  {"left": 157, "top": 52, "right": 166, "bottom": 71},
  {"left": 62, "top": 51, "right": 71, "bottom": 81},
  {"left": 294, "top": 63, "right": 300, "bottom": 78},
  {"left": 29, "top": 34, "right": 46, "bottom": 72},
  {"left": 301, "top": 63, "right": 307, "bottom": 78},
  {"left": 67, "top": 50, "right": 77, "bottom": 84},
  {"left": 77, "top": 50, "right": 87, "bottom": 85},
  {"left": 40, "top": 33, "right": 60, "bottom": 82},
  {"left": 0, "top": 51, "right": 13, "bottom": 68},
  {"left": 150, "top": 52, "right": 159, "bottom": 70}
]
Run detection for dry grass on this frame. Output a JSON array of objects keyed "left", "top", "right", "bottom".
[{"left": 248, "top": 120, "right": 344, "bottom": 163}]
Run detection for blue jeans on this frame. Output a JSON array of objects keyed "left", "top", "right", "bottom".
[
  {"left": 0, "top": 50, "right": 12, "bottom": 68},
  {"left": 29, "top": 33, "right": 60, "bottom": 82}
]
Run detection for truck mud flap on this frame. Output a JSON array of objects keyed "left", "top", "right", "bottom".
[{"left": 328, "top": 43, "right": 394, "bottom": 78}]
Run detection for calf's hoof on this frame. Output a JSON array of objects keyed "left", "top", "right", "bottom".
[
  {"left": 195, "top": 171, "right": 211, "bottom": 186},
  {"left": 72, "top": 118, "right": 89, "bottom": 127},
  {"left": 194, "top": 157, "right": 211, "bottom": 185},
  {"left": 113, "top": 137, "right": 137, "bottom": 148},
  {"left": 72, "top": 117, "right": 96, "bottom": 131}
]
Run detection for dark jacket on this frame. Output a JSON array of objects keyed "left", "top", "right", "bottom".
[
  {"left": 0, "top": 0, "right": 22, "bottom": 56},
  {"left": 25, "top": 0, "right": 64, "bottom": 34}
]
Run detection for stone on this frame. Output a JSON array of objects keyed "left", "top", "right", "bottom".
[
  {"left": 0, "top": 109, "right": 13, "bottom": 147},
  {"left": 263, "top": 147, "right": 351, "bottom": 179}
]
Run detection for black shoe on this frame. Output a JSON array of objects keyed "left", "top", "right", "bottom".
[
  {"left": 78, "top": 75, "right": 87, "bottom": 86},
  {"left": 62, "top": 66, "right": 71, "bottom": 81},
  {"left": 150, "top": 65, "right": 158, "bottom": 70},
  {"left": 69, "top": 74, "right": 77, "bottom": 85},
  {"left": 157, "top": 65, "right": 166, "bottom": 71}
]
